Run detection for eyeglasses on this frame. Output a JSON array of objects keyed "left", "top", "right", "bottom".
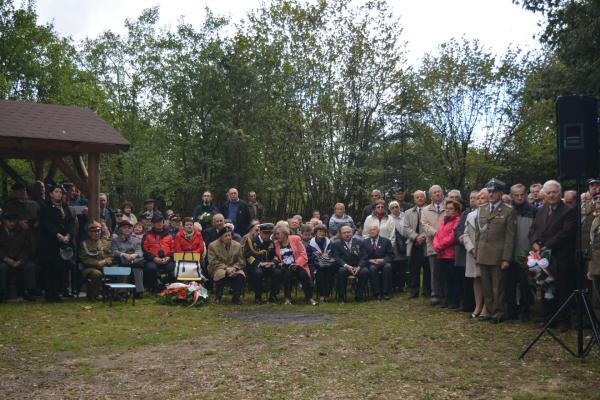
[{"left": 375, "top": 205, "right": 384, "bottom": 209}]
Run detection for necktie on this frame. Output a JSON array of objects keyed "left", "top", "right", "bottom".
[
  {"left": 436, "top": 204, "right": 440, "bottom": 214},
  {"left": 372, "top": 239, "right": 377, "bottom": 252},
  {"left": 548, "top": 206, "right": 554, "bottom": 216},
  {"left": 416, "top": 208, "right": 421, "bottom": 234}
]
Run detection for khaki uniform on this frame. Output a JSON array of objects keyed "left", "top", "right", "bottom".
[
  {"left": 475, "top": 202, "right": 516, "bottom": 319},
  {"left": 588, "top": 214, "right": 600, "bottom": 307},
  {"left": 79, "top": 238, "right": 114, "bottom": 299}
]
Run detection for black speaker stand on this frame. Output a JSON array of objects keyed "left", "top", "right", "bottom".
[{"left": 520, "top": 178, "right": 600, "bottom": 359}]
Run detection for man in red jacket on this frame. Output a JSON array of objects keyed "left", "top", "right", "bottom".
[{"left": 143, "top": 214, "right": 175, "bottom": 291}]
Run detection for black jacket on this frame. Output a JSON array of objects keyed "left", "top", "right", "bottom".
[
  {"left": 333, "top": 238, "right": 363, "bottom": 269},
  {"left": 37, "top": 201, "right": 77, "bottom": 263},
  {"left": 359, "top": 236, "right": 394, "bottom": 268},
  {"left": 220, "top": 200, "right": 252, "bottom": 236}
]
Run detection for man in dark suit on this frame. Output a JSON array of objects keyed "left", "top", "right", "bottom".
[
  {"left": 334, "top": 225, "right": 368, "bottom": 302},
  {"left": 360, "top": 224, "right": 394, "bottom": 300},
  {"left": 529, "top": 179, "right": 577, "bottom": 331},
  {"left": 220, "top": 188, "right": 252, "bottom": 236},
  {"left": 201, "top": 213, "right": 225, "bottom": 246}
]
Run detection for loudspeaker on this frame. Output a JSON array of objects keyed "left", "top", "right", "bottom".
[{"left": 556, "top": 95, "right": 599, "bottom": 179}]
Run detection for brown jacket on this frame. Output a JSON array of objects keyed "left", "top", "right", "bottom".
[
  {"left": 0, "top": 226, "right": 34, "bottom": 262},
  {"left": 475, "top": 202, "right": 516, "bottom": 266},
  {"left": 207, "top": 239, "right": 245, "bottom": 281}
]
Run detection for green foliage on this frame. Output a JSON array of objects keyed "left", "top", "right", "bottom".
[{"left": 0, "top": 0, "right": 582, "bottom": 217}]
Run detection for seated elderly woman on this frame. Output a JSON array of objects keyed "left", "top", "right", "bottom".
[
  {"left": 309, "top": 223, "right": 336, "bottom": 303},
  {"left": 363, "top": 199, "right": 396, "bottom": 244},
  {"left": 174, "top": 217, "right": 205, "bottom": 257},
  {"left": 273, "top": 223, "right": 318, "bottom": 305}
]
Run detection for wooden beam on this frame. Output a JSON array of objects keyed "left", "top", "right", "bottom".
[
  {"left": 34, "top": 157, "right": 45, "bottom": 181},
  {"left": 0, "top": 159, "right": 26, "bottom": 185},
  {"left": 0, "top": 137, "right": 128, "bottom": 155},
  {"left": 50, "top": 155, "right": 89, "bottom": 197},
  {"left": 87, "top": 153, "right": 100, "bottom": 223},
  {"left": 71, "top": 155, "right": 88, "bottom": 183}
]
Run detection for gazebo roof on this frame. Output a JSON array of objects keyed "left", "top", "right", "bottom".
[{"left": 0, "top": 100, "right": 129, "bottom": 157}]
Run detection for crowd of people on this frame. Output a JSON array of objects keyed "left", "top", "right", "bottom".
[{"left": 1, "top": 177, "right": 599, "bottom": 332}]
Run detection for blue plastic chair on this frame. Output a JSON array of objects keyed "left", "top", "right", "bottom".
[{"left": 102, "top": 266, "right": 137, "bottom": 306}]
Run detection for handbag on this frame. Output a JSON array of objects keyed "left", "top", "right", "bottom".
[
  {"left": 316, "top": 253, "right": 335, "bottom": 268},
  {"left": 173, "top": 252, "right": 205, "bottom": 281}
]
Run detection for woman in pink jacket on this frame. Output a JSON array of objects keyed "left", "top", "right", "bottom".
[
  {"left": 273, "top": 223, "right": 318, "bottom": 305},
  {"left": 433, "top": 199, "right": 462, "bottom": 310}
]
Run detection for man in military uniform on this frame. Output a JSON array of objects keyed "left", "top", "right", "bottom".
[
  {"left": 475, "top": 179, "right": 516, "bottom": 324},
  {"left": 587, "top": 195, "right": 600, "bottom": 309},
  {"left": 244, "top": 223, "right": 282, "bottom": 304},
  {"left": 79, "top": 221, "right": 114, "bottom": 300}
]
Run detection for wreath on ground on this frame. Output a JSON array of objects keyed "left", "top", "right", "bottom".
[{"left": 157, "top": 282, "right": 208, "bottom": 307}]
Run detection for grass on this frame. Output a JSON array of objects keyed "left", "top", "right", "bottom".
[{"left": 1, "top": 294, "right": 600, "bottom": 399}]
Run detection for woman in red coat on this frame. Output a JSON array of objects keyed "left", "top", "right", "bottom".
[
  {"left": 174, "top": 217, "right": 205, "bottom": 258},
  {"left": 273, "top": 223, "right": 318, "bottom": 305},
  {"left": 433, "top": 199, "right": 462, "bottom": 310}
]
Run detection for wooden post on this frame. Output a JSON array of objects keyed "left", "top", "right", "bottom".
[
  {"left": 88, "top": 153, "right": 100, "bottom": 223},
  {"left": 45, "top": 161, "right": 57, "bottom": 181},
  {"left": 72, "top": 155, "right": 88, "bottom": 183},
  {"left": 34, "top": 158, "right": 45, "bottom": 181}
]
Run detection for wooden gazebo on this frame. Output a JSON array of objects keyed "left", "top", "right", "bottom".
[{"left": 0, "top": 100, "right": 129, "bottom": 221}]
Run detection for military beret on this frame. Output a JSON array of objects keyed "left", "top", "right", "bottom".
[
  {"left": 587, "top": 178, "right": 600, "bottom": 186},
  {"left": 259, "top": 223, "right": 274, "bottom": 232},
  {"left": 485, "top": 178, "right": 506, "bottom": 191},
  {"left": 87, "top": 222, "right": 102, "bottom": 231},
  {"left": 218, "top": 225, "right": 233, "bottom": 238}
]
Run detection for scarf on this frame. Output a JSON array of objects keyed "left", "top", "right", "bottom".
[{"left": 184, "top": 230, "right": 194, "bottom": 241}]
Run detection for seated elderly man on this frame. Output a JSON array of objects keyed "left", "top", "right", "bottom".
[
  {"left": 0, "top": 211, "right": 36, "bottom": 301},
  {"left": 244, "top": 223, "right": 282, "bottom": 304},
  {"left": 143, "top": 214, "right": 175, "bottom": 291},
  {"left": 360, "top": 224, "right": 394, "bottom": 301},
  {"left": 208, "top": 226, "right": 246, "bottom": 305},
  {"left": 112, "top": 219, "right": 145, "bottom": 298},
  {"left": 79, "top": 221, "right": 114, "bottom": 300},
  {"left": 334, "top": 224, "right": 368, "bottom": 302}
]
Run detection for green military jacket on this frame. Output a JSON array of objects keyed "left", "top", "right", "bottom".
[
  {"left": 79, "top": 238, "right": 114, "bottom": 269},
  {"left": 475, "top": 202, "right": 516, "bottom": 266},
  {"left": 589, "top": 214, "right": 600, "bottom": 275}
]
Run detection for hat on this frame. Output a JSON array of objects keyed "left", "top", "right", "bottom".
[
  {"left": 218, "top": 225, "right": 233, "bottom": 238},
  {"left": 140, "top": 211, "right": 153, "bottom": 220},
  {"left": 485, "top": 178, "right": 506, "bottom": 192},
  {"left": 393, "top": 186, "right": 404, "bottom": 193},
  {"left": 259, "top": 223, "right": 274, "bottom": 232},
  {"left": 87, "top": 222, "right": 102, "bottom": 231},
  {"left": 151, "top": 214, "right": 164, "bottom": 223},
  {"left": 11, "top": 182, "right": 26, "bottom": 191},
  {"left": 143, "top": 198, "right": 155, "bottom": 204},
  {"left": 1, "top": 211, "right": 19, "bottom": 220},
  {"left": 118, "top": 220, "right": 133, "bottom": 229},
  {"left": 587, "top": 178, "right": 600, "bottom": 186},
  {"left": 114, "top": 209, "right": 124, "bottom": 217}
]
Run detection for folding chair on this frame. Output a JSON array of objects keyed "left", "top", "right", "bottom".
[
  {"left": 102, "top": 266, "right": 137, "bottom": 306},
  {"left": 173, "top": 252, "right": 205, "bottom": 282}
]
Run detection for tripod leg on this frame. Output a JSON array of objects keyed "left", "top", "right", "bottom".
[
  {"left": 519, "top": 291, "right": 577, "bottom": 359},
  {"left": 580, "top": 293, "right": 600, "bottom": 356}
]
